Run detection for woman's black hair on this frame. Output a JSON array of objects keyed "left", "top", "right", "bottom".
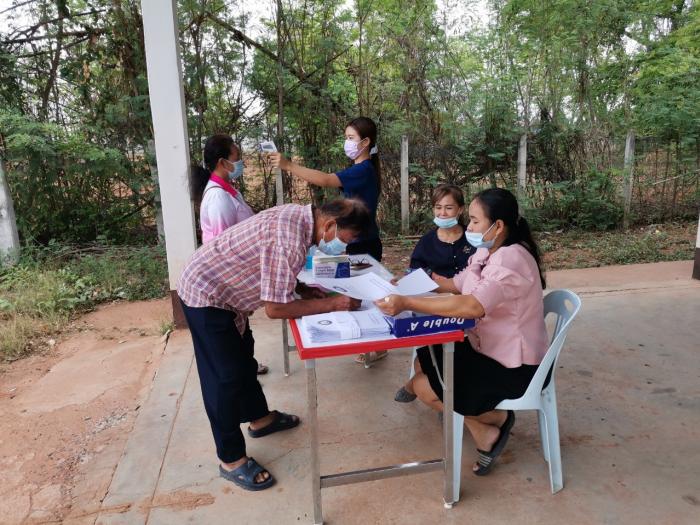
[
  {"left": 474, "top": 188, "right": 546, "bottom": 289},
  {"left": 315, "top": 198, "right": 371, "bottom": 238},
  {"left": 431, "top": 183, "right": 466, "bottom": 226},
  {"left": 190, "top": 134, "right": 236, "bottom": 204},
  {"left": 346, "top": 117, "right": 380, "bottom": 193}
]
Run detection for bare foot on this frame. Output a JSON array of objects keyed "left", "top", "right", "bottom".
[{"left": 248, "top": 412, "right": 276, "bottom": 431}]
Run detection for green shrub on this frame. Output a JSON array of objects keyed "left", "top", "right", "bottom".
[
  {"left": 0, "top": 242, "right": 168, "bottom": 360},
  {"left": 536, "top": 169, "right": 624, "bottom": 230}
]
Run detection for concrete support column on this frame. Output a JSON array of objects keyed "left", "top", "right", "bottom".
[
  {"left": 141, "top": 0, "right": 197, "bottom": 326},
  {"left": 693, "top": 212, "right": 700, "bottom": 280}
]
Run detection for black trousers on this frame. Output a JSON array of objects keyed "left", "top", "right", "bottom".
[
  {"left": 347, "top": 236, "right": 383, "bottom": 262},
  {"left": 180, "top": 300, "right": 269, "bottom": 463}
]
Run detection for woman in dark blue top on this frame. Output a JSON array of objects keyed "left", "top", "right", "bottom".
[
  {"left": 270, "top": 117, "right": 382, "bottom": 261},
  {"left": 410, "top": 184, "right": 475, "bottom": 279}
]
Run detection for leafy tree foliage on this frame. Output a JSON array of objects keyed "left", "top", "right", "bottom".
[{"left": 0, "top": 0, "right": 698, "bottom": 243}]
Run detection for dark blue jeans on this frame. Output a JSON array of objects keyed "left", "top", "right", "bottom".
[{"left": 180, "top": 300, "right": 269, "bottom": 463}]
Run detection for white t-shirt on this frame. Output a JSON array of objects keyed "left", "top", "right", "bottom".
[{"left": 200, "top": 179, "right": 255, "bottom": 243}]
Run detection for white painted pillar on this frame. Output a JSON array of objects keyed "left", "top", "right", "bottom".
[
  {"left": 693, "top": 212, "right": 700, "bottom": 280},
  {"left": 141, "top": 0, "right": 197, "bottom": 323}
]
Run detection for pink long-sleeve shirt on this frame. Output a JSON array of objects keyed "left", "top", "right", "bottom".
[
  {"left": 200, "top": 179, "right": 255, "bottom": 244},
  {"left": 453, "top": 244, "right": 548, "bottom": 368}
]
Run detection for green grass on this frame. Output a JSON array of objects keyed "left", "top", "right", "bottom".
[
  {"left": 0, "top": 243, "right": 168, "bottom": 361},
  {"left": 538, "top": 221, "right": 695, "bottom": 270}
]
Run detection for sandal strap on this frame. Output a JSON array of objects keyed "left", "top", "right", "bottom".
[
  {"left": 275, "top": 411, "right": 297, "bottom": 424},
  {"left": 476, "top": 450, "right": 494, "bottom": 466},
  {"left": 232, "top": 458, "right": 266, "bottom": 480}
]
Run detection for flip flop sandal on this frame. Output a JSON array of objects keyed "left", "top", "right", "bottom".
[
  {"left": 257, "top": 363, "right": 269, "bottom": 375},
  {"left": 248, "top": 410, "right": 300, "bottom": 438},
  {"left": 219, "top": 458, "right": 275, "bottom": 491},
  {"left": 473, "top": 410, "right": 515, "bottom": 476},
  {"left": 394, "top": 386, "right": 417, "bottom": 403},
  {"left": 354, "top": 351, "right": 389, "bottom": 364}
]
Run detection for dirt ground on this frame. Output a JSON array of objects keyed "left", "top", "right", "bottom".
[{"left": 0, "top": 299, "right": 172, "bottom": 524}]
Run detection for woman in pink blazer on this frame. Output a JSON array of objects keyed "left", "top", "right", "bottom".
[{"left": 377, "top": 188, "right": 547, "bottom": 476}]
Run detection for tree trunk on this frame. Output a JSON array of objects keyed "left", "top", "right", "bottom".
[
  {"left": 0, "top": 159, "right": 20, "bottom": 264},
  {"left": 275, "top": 0, "right": 285, "bottom": 206}
]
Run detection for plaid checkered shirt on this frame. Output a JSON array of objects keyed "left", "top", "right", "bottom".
[{"left": 177, "top": 204, "right": 314, "bottom": 334}]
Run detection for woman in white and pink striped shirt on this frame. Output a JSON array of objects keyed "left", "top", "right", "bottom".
[{"left": 191, "top": 134, "right": 255, "bottom": 244}]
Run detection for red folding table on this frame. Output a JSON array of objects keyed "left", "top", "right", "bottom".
[{"left": 289, "top": 319, "right": 465, "bottom": 525}]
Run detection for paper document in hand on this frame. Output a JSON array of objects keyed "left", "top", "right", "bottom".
[
  {"left": 395, "top": 269, "right": 439, "bottom": 295},
  {"left": 315, "top": 268, "right": 437, "bottom": 301},
  {"left": 315, "top": 272, "right": 396, "bottom": 301}
]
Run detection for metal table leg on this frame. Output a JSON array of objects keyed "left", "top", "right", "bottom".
[
  {"left": 443, "top": 341, "right": 456, "bottom": 508},
  {"left": 305, "top": 359, "right": 323, "bottom": 525},
  {"left": 282, "top": 320, "right": 291, "bottom": 376}
]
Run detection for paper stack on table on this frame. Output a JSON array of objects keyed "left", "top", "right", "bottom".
[
  {"left": 301, "top": 309, "right": 391, "bottom": 343},
  {"left": 314, "top": 268, "right": 438, "bottom": 302}
]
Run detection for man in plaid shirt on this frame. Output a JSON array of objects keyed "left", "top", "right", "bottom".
[{"left": 178, "top": 198, "right": 370, "bottom": 491}]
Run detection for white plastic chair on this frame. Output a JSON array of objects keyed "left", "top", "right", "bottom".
[{"left": 408, "top": 289, "right": 581, "bottom": 500}]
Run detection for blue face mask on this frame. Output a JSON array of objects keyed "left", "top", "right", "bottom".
[
  {"left": 434, "top": 216, "right": 459, "bottom": 229},
  {"left": 465, "top": 222, "right": 496, "bottom": 249},
  {"left": 318, "top": 224, "right": 347, "bottom": 255},
  {"left": 228, "top": 159, "right": 244, "bottom": 181}
]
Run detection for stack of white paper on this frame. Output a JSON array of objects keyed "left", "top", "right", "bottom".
[{"left": 301, "top": 309, "right": 390, "bottom": 343}]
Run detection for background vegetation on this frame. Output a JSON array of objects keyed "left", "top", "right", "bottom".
[{"left": 1, "top": 0, "right": 698, "bottom": 242}]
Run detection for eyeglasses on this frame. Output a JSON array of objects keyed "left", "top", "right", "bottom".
[{"left": 350, "top": 257, "right": 372, "bottom": 270}]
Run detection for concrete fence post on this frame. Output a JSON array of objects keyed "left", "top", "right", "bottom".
[
  {"left": 0, "top": 158, "right": 20, "bottom": 265},
  {"left": 693, "top": 212, "right": 700, "bottom": 280},
  {"left": 622, "top": 130, "right": 635, "bottom": 229},
  {"left": 401, "top": 135, "right": 409, "bottom": 233},
  {"left": 517, "top": 132, "right": 527, "bottom": 199}
]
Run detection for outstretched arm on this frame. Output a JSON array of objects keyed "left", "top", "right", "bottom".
[
  {"left": 269, "top": 153, "right": 342, "bottom": 188},
  {"left": 374, "top": 293, "right": 484, "bottom": 319}
]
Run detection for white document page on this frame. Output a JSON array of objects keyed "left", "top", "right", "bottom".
[
  {"left": 315, "top": 272, "right": 396, "bottom": 301},
  {"left": 315, "top": 268, "right": 437, "bottom": 301},
  {"left": 395, "top": 269, "right": 439, "bottom": 295}
]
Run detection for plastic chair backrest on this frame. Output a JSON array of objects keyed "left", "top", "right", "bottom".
[{"left": 520, "top": 289, "right": 582, "bottom": 400}]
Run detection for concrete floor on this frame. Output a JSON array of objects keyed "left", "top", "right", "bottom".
[{"left": 93, "top": 261, "right": 700, "bottom": 525}]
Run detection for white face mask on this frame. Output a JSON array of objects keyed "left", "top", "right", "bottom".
[{"left": 465, "top": 222, "right": 496, "bottom": 249}]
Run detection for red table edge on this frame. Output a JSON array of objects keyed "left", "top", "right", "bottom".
[{"left": 289, "top": 318, "right": 465, "bottom": 360}]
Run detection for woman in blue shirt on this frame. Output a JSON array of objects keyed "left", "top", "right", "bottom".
[
  {"left": 269, "top": 117, "right": 382, "bottom": 261},
  {"left": 410, "top": 184, "right": 475, "bottom": 280}
]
